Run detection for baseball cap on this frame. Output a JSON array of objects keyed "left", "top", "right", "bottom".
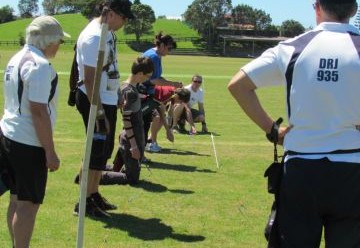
[
  {"left": 319, "top": 0, "right": 356, "bottom": 4},
  {"left": 27, "top": 16, "right": 70, "bottom": 38},
  {"left": 109, "top": 0, "right": 135, "bottom": 20}
]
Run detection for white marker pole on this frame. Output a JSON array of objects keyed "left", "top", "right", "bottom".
[
  {"left": 211, "top": 132, "right": 220, "bottom": 169},
  {"left": 76, "top": 13, "right": 109, "bottom": 248}
]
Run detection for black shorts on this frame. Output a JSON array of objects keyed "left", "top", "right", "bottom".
[
  {"left": 279, "top": 157, "right": 360, "bottom": 247},
  {"left": 76, "top": 90, "right": 117, "bottom": 171},
  {"left": 0, "top": 135, "right": 47, "bottom": 204}
]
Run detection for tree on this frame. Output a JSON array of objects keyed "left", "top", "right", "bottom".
[
  {"left": 43, "top": 0, "right": 79, "bottom": 15},
  {"left": 231, "top": 4, "right": 272, "bottom": 30},
  {"left": 18, "top": 0, "right": 39, "bottom": 18},
  {"left": 42, "top": 0, "right": 58, "bottom": 15},
  {"left": 184, "top": 0, "right": 232, "bottom": 49},
  {"left": 72, "top": 0, "right": 99, "bottom": 19},
  {"left": 124, "top": 1, "right": 156, "bottom": 42},
  {"left": 281, "top": 20, "right": 305, "bottom": 37},
  {"left": 0, "top": 5, "right": 15, "bottom": 24}
]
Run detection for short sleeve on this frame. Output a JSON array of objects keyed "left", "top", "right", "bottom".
[
  {"left": 22, "top": 61, "right": 52, "bottom": 104},
  {"left": 241, "top": 46, "right": 286, "bottom": 87},
  {"left": 81, "top": 36, "right": 100, "bottom": 68}
]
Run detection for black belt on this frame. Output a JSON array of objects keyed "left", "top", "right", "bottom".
[{"left": 287, "top": 148, "right": 360, "bottom": 156}]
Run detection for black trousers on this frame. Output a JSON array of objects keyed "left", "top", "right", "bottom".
[{"left": 279, "top": 157, "right": 360, "bottom": 248}]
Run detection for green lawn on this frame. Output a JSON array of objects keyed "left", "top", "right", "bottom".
[
  {"left": 0, "top": 14, "right": 200, "bottom": 49},
  {"left": 0, "top": 46, "right": 289, "bottom": 247}
]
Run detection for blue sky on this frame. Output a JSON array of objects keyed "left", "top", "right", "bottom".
[{"left": 1, "top": 0, "right": 358, "bottom": 28}]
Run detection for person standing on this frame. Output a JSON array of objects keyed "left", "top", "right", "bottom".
[
  {"left": 142, "top": 32, "right": 182, "bottom": 153},
  {"left": 74, "top": 0, "right": 134, "bottom": 217},
  {"left": 0, "top": 16, "right": 68, "bottom": 248},
  {"left": 228, "top": 0, "right": 360, "bottom": 246}
]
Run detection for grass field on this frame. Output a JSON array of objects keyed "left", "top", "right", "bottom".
[
  {"left": 0, "top": 45, "right": 288, "bottom": 248},
  {"left": 0, "top": 14, "right": 200, "bottom": 49}
]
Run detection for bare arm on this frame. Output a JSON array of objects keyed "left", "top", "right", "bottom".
[
  {"left": 184, "top": 103, "right": 197, "bottom": 134},
  {"left": 158, "top": 103, "right": 174, "bottom": 142},
  {"left": 83, "top": 65, "right": 96, "bottom": 103},
  {"left": 198, "top": 102, "right": 205, "bottom": 116},
  {"left": 30, "top": 102, "right": 59, "bottom": 171},
  {"left": 151, "top": 78, "right": 182, "bottom": 88},
  {"left": 227, "top": 70, "right": 274, "bottom": 134}
]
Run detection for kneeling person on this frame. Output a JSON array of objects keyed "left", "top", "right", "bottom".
[{"left": 101, "top": 56, "right": 153, "bottom": 185}]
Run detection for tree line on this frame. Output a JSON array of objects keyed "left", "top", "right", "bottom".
[{"left": 4, "top": 0, "right": 356, "bottom": 49}]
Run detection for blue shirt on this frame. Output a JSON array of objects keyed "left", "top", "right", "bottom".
[{"left": 142, "top": 48, "right": 162, "bottom": 95}]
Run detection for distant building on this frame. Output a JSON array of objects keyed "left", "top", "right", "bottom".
[{"left": 165, "top": 16, "right": 183, "bottom": 21}]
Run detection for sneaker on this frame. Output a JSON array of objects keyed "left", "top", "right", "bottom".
[
  {"left": 146, "top": 142, "right": 161, "bottom": 152},
  {"left": 73, "top": 198, "right": 110, "bottom": 218},
  {"left": 91, "top": 192, "right": 117, "bottom": 211},
  {"left": 142, "top": 156, "right": 152, "bottom": 164}
]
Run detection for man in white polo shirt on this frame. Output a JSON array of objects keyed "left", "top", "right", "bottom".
[
  {"left": 229, "top": 0, "right": 360, "bottom": 246},
  {"left": 173, "top": 74, "right": 208, "bottom": 134},
  {"left": 0, "top": 15, "right": 68, "bottom": 248},
  {"left": 74, "top": 0, "right": 134, "bottom": 217}
]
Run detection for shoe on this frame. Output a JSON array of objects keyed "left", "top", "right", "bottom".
[
  {"left": 146, "top": 142, "right": 161, "bottom": 152},
  {"left": 145, "top": 142, "right": 151, "bottom": 151},
  {"left": 73, "top": 198, "right": 110, "bottom": 218},
  {"left": 142, "top": 156, "right": 151, "bottom": 164},
  {"left": 91, "top": 192, "right": 117, "bottom": 211}
]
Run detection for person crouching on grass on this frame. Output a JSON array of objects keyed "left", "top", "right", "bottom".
[
  {"left": 145, "top": 86, "right": 191, "bottom": 152},
  {"left": 0, "top": 15, "right": 68, "bottom": 248}
]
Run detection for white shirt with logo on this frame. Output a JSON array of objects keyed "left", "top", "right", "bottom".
[
  {"left": 1, "top": 44, "right": 58, "bottom": 147},
  {"left": 242, "top": 22, "right": 360, "bottom": 162}
]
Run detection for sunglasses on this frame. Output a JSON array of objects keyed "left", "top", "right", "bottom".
[{"left": 193, "top": 80, "right": 202, "bottom": 84}]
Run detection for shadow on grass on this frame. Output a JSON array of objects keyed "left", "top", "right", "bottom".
[
  {"left": 148, "top": 161, "right": 217, "bottom": 173},
  {"left": 132, "top": 179, "right": 194, "bottom": 195},
  {"left": 158, "top": 148, "right": 210, "bottom": 156},
  {"left": 173, "top": 131, "right": 221, "bottom": 136},
  {"left": 94, "top": 213, "right": 206, "bottom": 242}
]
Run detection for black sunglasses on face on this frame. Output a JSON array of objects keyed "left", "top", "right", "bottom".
[{"left": 193, "top": 80, "right": 202, "bottom": 84}]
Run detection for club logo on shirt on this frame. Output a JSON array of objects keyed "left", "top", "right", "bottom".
[
  {"left": 5, "top": 66, "right": 14, "bottom": 81},
  {"left": 317, "top": 58, "right": 339, "bottom": 82}
]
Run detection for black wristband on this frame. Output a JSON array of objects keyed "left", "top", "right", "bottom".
[{"left": 266, "top": 117, "right": 283, "bottom": 143}]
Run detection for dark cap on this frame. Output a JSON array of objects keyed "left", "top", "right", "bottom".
[
  {"left": 109, "top": 0, "right": 135, "bottom": 19},
  {"left": 319, "top": 0, "right": 356, "bottom": 4}
]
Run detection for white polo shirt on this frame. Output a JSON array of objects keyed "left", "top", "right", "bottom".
[
  {"left": 1, "top": 44, "right": 58, "bottom": 147},
  {"left": 76, "top": 19, "right": 120, "bottom": 105},
  {"left": 185, "top": 84, "right": 204, "bottom": 108},
  {"left": 242, "top": 22, "right": 360, "bottom": 162}
]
